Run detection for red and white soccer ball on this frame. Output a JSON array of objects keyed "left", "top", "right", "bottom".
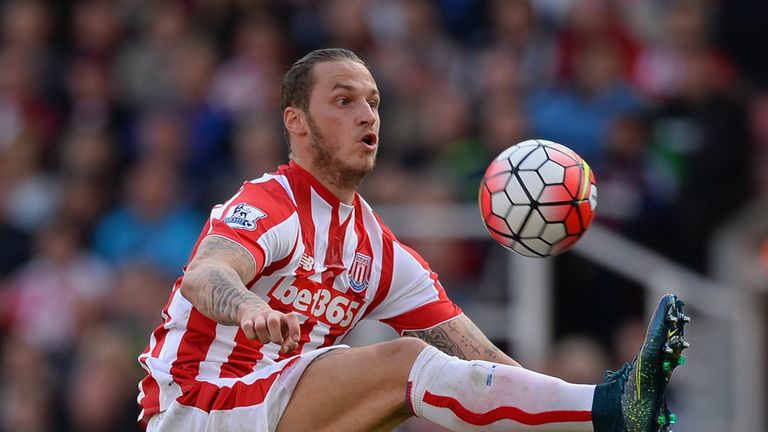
[{"left": 478, "top": 139, "right": 597, "bottom": 258}]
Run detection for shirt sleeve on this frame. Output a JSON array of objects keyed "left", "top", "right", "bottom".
[
  {"left": 205, "top": 180, "right": 298, "bottom": 273},
  {"left": 365, "top": 237, "right": 462, "bottom": 335}
]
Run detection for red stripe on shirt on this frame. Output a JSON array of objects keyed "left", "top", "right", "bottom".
[
  {"left": 353, "top": 196, "right": 374, "bottom": 272},
  {"left": 286, "top": 164, "right": 316, "bottom": 261},
  {"left": 423, "top": 391, "right": 592, "bottom": 425},
  {"left": 218, "top": 329, "right": 265, "bottom": 379},
  {"left": 170, "top": 309, "right": 219, "bottom": 383},
  {"left": 177, "top": 357, "right": 300, "bottom": 412},
  {"left": 361, "top": 226, "right": 394, "bottom": 320},
  {"left": 322, "top": 202, "right": 342, "bottom": 286},
  {"left": 137, "top": 373, "right": 161, "bottom": 419},
  {"left": 380, "top": 300, "right": 462, "bottom": 335}
]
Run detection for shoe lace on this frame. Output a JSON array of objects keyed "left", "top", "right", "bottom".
[{"left": 604, "top": 361, "right": 633, "bottom": 384}]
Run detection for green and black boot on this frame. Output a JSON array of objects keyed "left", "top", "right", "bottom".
[{"left": 593, "top": 294, "right": 690, "bottom": 432}]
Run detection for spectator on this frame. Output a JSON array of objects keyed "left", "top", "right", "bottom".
[
  {"left": 594, "top": 113, "right": 675, "bottom": 249},
  {"left": 528, "top": 39, "right": 645, "bottom": 165},
  {"left": 472, "top": 0, "right": 556, "bottom": 97},
  {"left": 65, "top": 326, "right": 141, "bottom": 432},
  {"left": 2, "top": 221, "right": 113, "bottom": 356},
  {"left": 210, "top": 15, "right": 287, "bottom": 121},
  {"left": 554, "top": 0, "right": 639, "bottom": 84},
  {"left": 63, "top": 58, "right": 130, "bottom": 139},
  {"left": 650, "top": 48, "right": 751, "bottom": 271},
  {"left": 748, "top": 91, "right": 768, "bottom": 195},
  {"left": 115, "top": 0, "right": 189, "bottom": 109},
  {"left": 70, "top": 0, "right": 122, "bottom": 61},
  {"left": 92, "top": 157, "right": 203, "bottom": 277},
  {"left": 544, "top": 335, "right": 610, "bottom": 384},
  {"left": 0, "top": 337, "right": 56, "bottom": 432},
  {"left": 633, "top": 0, "right": 737, "bottom": 100}
]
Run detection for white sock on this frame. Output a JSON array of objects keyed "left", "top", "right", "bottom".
[{"left": 407, "top": 346, "right": 595, "bottom": 431}]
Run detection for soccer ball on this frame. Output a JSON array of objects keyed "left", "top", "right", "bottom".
[{"left": 478, "top": 139, "right": 597, "bottom": 257}]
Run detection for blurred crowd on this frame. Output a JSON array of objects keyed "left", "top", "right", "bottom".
[{"left": 0, "top": 0, "right": 766, "bottom": 430}]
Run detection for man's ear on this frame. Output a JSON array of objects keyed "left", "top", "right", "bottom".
[{"left": 284, "top": 107, "right": 307, "bottom": 137}]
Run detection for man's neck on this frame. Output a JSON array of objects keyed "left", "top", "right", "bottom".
[{"left": 292, "top": 159, "right": 357, "bottom": 205}]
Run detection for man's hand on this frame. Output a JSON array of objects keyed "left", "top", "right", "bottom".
[
  {"left": 181, "top": 235, "right": 302, "bottom": 354},
  {"left": 240, "top": 302, "right": 301, "bottom": 354}
]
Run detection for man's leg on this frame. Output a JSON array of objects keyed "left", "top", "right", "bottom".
[
  {"left": 278, "top": 294, "right": 689, "bottom": 432},
  {"left": 277, "top": 337, "right": 428, "bottom": 432}
]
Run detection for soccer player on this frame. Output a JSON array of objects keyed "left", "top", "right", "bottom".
[{"left": 137, "top": 48, "right": 689, "bottom": 432}]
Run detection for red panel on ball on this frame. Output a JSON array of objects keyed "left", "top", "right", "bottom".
[
  {"left": 538, "top": 204, "right": 572, "bottom": 222},
  {"left": 489, "top": 230, "right": 514, "bottom": 248},
  {"left": 563, "top": 166, "right": 582, "bottom": 198},
  {"left": 539, "top": 184, "right": 572, "bottom": 204},
  {"left": 484, "top": 173, "right": 508, "bottom": 193},
  {"left": 578, "top": 201, "right": 595, "bottom": 229},
  {"left": 484, "top": 159, "right": 510, "bottom": 178},
  {"left": 551, "top": 235, "right": 580, "bottom": 255},
  {"left": 545, "top": 148, "right": 578, "bottom": 167},
  {"left": 479, "top": 184, "right": 492, "bottom": 218},
  {"left": 486, "top": 213, "right": 513, "bottom": 236},
  {"left": 564, "top": 208, "right": 583, "bottom": 235},
  {"left": 546, "top": 143, "right": 580, "bottom": 162}
]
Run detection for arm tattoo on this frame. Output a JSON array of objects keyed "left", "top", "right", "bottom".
[
  {"left": 183, "top": 236, "right": 262, "bottom": 325},
  {"left": 199, "top": 267, "right": 260, "bottom": 325},
  {"left": 404, "top": 316, "right": 509, "bottom": 363},
  {"left": 198, "top": 236, "right": 256, "bottom": 280},
  {"left": 404, "top": 326, "right": 465, "bottom": 359}
]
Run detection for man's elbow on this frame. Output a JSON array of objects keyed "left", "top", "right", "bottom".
[
  {"left": 179, "top": 261, "right": 207, "bottom": 302},
  {"left": 179, "top": 272, "right": 197, "bottom": 303}
]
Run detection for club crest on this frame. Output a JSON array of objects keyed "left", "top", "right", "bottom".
[
  {"left": 348, "top": 252, "right": 372, "bottom": 292},
  {"left": 222, "top": 203, "right": 265, "bottom": 230}
]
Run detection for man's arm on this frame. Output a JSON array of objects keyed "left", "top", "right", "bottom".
[
  {"left": 403, "top": 314, "right": 521, "bottom": 367},
  {"left": 180, "top": 235, "right": 300, "bottom": 354}
]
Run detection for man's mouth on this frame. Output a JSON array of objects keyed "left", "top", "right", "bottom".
[{"left": 360, "top": 132, "right": 378, "bottom": 149}]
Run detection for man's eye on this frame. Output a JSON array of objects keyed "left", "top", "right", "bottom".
[
  {"left": 368, "top": 100, "right": 379, "bottom": 109},
  {"left": 337, "top": 97, "right": 349, "bottom": 106}
]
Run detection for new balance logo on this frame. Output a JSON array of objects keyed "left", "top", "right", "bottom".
[{"left": 299, "top": 254, "right": 314, "bottom": 271}]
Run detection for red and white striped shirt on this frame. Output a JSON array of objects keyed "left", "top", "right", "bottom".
[{"left": 137, "top": 161, "right": 462, "bottom": 421}]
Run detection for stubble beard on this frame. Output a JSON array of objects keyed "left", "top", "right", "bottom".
[{"left": 307, "top": 115, "right": 376, "bottom": 191}]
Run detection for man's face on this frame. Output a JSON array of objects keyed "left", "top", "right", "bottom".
[{"left": 303, "top": 60, "right": 380, "bottom": 189}]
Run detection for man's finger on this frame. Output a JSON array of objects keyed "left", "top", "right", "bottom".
[
  {"left": 285, "top": 312, "right": 301, "bottom": 342},
  {"left": 241, "top": 319, "right": 256, "bottom": 340},
  {"left": 253, "top": 316, "right": 271, "bottom": 343},
  {"left": 266, "top": 314, "right": 284, "bottom": 344},
  {"left": 281, "top": 340, "right": 298, "bottom": 354}
]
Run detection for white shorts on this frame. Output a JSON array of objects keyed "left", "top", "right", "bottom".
[{"left": 146, "top": 345, "right": 347, "bottom": 432}]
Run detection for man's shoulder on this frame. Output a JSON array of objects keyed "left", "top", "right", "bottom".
[
  {"left": 245, "top": 174, "right": 291, "bottom": 196},
  {"left": 221, "top": 173, "right": 297, "bottom": 223}
]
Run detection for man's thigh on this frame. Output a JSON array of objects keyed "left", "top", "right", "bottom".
[
  {"left": 277, "top": 337, "right": 428, "bottom": 432},
  {"left": 146, "top": 346, "right": 341, "bottom": 432}
]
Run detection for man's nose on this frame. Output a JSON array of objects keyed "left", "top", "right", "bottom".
[{"left": 357, "top": 103, "right": 376, "bottom": 126}]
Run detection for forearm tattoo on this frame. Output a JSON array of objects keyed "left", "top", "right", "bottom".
[
  {"left": 404, "top": 317, "right": 506, "bottom": 362},
  {"left": 405, "top": 324, "right": 465, "bottom": 358},
  {"left": 184, "top": 236, "right": 261, "bottom": 325},
  {"left": 197, "top": 266, "right": 259, "bottom": 325}
]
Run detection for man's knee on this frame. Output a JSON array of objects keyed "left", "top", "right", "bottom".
[{"left": 373, "top": 337, "right": 429, "bottom": 367}]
